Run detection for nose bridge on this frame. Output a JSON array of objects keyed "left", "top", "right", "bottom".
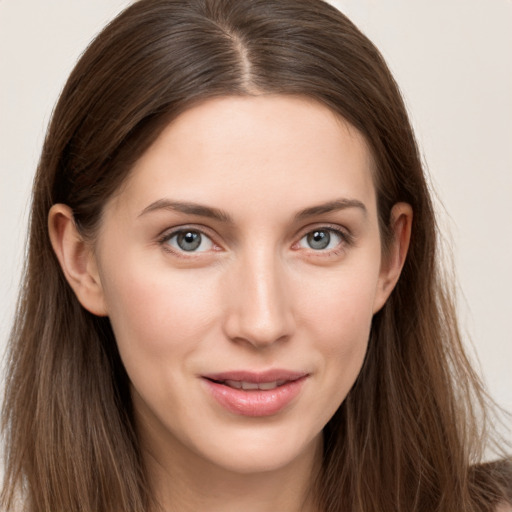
[{"left": 223, "top": 245, "right": 294, "bottom": 347}]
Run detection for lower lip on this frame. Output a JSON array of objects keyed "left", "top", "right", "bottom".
[{"left": 203, "top": 377, "right": 307, "bottom": 417}]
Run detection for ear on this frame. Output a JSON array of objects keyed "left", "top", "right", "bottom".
[
  {"left": 48, "top": 204, "right": 108, "bottom": 316},
  {"left": 373, "top": 202, "right": 413, "bottom": 314}
]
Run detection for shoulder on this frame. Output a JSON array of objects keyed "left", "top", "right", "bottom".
[
  {"left": 470, "top": 459, "right": 512, "bottom": 512},
  {"left": 495, "top": 502, "right": 512, "bottom": 512}
]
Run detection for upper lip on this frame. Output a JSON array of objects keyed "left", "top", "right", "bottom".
[{"left": 202, "top": 369, "right": 309, "bottom": 383}]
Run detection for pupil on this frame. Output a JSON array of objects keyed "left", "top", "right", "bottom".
[
  {"left": 308, "top": 230, "right": 330, "bottom": 250},
  {"left": 178, "top": 231, "right": 201, "bottom": 251}
]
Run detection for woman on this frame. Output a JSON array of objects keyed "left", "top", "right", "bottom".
[{"left": 2, "top": 0, "right": 510, "bottom": 511}]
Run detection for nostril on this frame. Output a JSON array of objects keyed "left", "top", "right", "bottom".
[{"left": 222, "top": 265, "right": 295, "bottom": 346}]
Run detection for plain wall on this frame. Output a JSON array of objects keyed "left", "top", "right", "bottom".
[{"left": 1, "top": 0, "right": 511, "bottom": 424}]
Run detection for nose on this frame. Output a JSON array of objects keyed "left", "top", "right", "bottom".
[{"left": 222, "top": 249, "right": 295, "bottom": 349}]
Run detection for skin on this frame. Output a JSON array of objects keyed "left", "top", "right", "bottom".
[{"left": 49, "top": 95, "right": 412, "bottom": 512}]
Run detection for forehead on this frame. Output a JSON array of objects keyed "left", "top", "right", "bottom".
[{"left": 109, "top": 95, "right": 377, "bottom": 220}]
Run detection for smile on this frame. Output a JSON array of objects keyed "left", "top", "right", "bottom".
[
  {"left": 202, "top": 370, "right": 309, "bottom": 417},
  {"left": 214, "top": 379, "right": 288, "bottom": 390}
]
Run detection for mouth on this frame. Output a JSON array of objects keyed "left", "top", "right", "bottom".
[
  {"left": 201, "top": 370, "right": 309, "bottom": 417},
  {"left": 205, "top": 377, "right": 296, "bottom": 391}
]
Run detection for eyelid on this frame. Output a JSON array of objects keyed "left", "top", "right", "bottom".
[
  {"left": 155, "top": 222, "right": 354, "bottom": 258},
  {"left": 157, "top": 225, "right": 222, "bottom": 255},
  {"left": 293, "top": 224, "right": 354, "bottom": 252}
]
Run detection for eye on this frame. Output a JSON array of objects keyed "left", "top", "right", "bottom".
[
  {"left": 164, "top": 230, "right": 214, "bottom": 253},
  {"left": 298, "top": 228, "right": 344, "bottom": 251}
]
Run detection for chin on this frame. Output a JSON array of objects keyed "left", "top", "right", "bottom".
[{"left": 189, "top": 423, "right": 322, "bottom": 475}]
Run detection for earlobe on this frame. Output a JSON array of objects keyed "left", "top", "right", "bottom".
[
  {"left": 48, "top": 204, "right": 108, "bottom": 316},
  {"left": 373, "top": 202, "right": 413, "bottom": 313}
]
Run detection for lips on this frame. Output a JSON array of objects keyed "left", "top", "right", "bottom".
[
  {"left": 222, "top": 379, "right": 287, "bottom": 390},
  {"left": 202, "top": 370, "right": 308, "bottom": 417}
]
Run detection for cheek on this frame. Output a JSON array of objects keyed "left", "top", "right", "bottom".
[
  {"left": 297, "top": 259, "right": 379, "bottom": 341},
  {"left": 314, "top": 286, "right": 372, "bottom": 386},
  {"left": 99, "top": 253, "right": 221, "bottom": 367},
  {"left": 295, "top": 258, "right": 379, "bottom": 404}
]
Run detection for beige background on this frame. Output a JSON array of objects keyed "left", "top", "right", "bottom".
[{"left": 1, "top": 1, "right": 511, "bottom": 423}]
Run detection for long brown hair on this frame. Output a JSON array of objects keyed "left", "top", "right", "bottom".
[{"left": 2, "top": 1, "right": 510, "bottom": 511}]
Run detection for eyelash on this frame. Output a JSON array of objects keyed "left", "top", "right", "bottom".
[
  {"left": 157, "top": 225, "right": 354, "bottom": 257},
  {"left": 157, "top": 226, "right": 219, "bottom": 257},
  {"left": 293, "top": 225, "right": 354, "bottom": 258}
]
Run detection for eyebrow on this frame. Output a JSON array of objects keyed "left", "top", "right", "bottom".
[
  {"left": 138, "top": 197, "right": 367, "bottom": 223},
  {"left": 294, "top": 198, "right": 367, "bottom": 220},
  {"left": 138, "top": 199, "right": 234, "bottom": 223}
]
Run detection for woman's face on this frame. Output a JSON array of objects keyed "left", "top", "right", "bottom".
[{"left": 90, "top": 95, "right": 400, "bottom": 475}]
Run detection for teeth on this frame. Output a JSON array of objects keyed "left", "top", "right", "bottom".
[
  {"left": 225, "top": 379, "right": 242, "bottom": 389},
  {"left": 258, "top": 381, "right": 278, "bottom": 390},
  {"left": 241, "top": 381, "right": 259, "bottom": 390},
  {"left": 223, "top": 380, "right": 280, "bottom": 390}
]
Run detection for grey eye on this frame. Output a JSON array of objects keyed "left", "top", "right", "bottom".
[
  {"left": 167, "top": 230, "right": 214, "bottom": 252},
  {"left": 299, "top": 229, "right": 342, "bottom": 251}
]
